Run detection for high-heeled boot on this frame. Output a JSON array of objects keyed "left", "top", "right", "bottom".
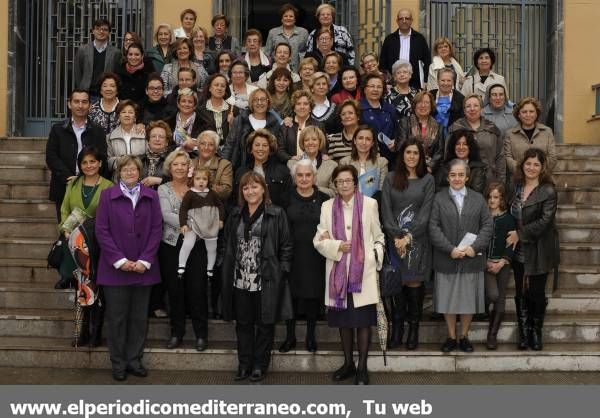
[
  {"left": 305, "top": 319, "right": 317, "bottom": 352},
  {"left": 514, "top": 296, "right": 529, "bottom": 350},
  {"left": 278, "top": 319, "right": 296, "bottom": 352},
  {"left": 405, "top": 286, "right": 424, "bottom": 350},
  {"left": 486, "top": 310, "right": 504, "bottom": 350},
  {"left": 389, "top": 291, "right": 406, "bottom": 348},
  {"left": 530, "top": 296, "right": 547, "bottom": 351}
]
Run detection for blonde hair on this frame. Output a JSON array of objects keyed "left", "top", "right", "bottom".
[
  {"left": 298, "top": 125, "right": 326, "bottom": 152},
  {"left": 163, "top": 149, "right": 190, "bottom": 177},
  {"left": 433, "top": 37, "right": 455, "bottom": 58}
]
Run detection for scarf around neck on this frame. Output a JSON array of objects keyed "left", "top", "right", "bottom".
[
  {"left": 329, "top": 191, "right": 365, "bottom": 309},
  {"left": 125, "top": 61, "right": 145, "bottom": 74}
]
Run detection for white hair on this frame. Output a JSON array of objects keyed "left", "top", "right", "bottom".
[
  {"left": 291, "top": 158, "right": 317, "bottom": 184},
  {"left": 197, "top": 130, "right": 220, "bottom": 148}
]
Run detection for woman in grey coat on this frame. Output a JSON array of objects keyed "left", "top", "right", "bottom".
[
  {"left": 381, "top": 138, "right": 434, "bottom": 350},
  {"left": 429, "top": 159, "right": 493, "bottom": 353}
]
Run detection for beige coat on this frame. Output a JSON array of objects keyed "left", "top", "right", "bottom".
[
  {"left": 106, "top": 126, "right": 147, "bottom": 179},
  {"left": 504, "top": 122, "right": 557, "bottom": 174},
  {"left": 195, "top": 155, "right": 234, "bottom": 202},
  {"left": 339, "top": 155, "right": 388, "bottom": 192},
  {"left": 427, "top": 56, "right": 465, "bottom": 91},
  {"left": 313, "top": 195, "right": 385, "bottom": 308},
  {"left": 287, "top": 158, "right": 338, "bottom": 197},
  {"left": 461, "top": 71, "right": 506, "bottom": 100}
]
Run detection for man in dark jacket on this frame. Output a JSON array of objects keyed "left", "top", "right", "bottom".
[
  {"left": 73, "top": 19, "right": 121, "bottom": 98},
  {"left": 45, "top": 89, "right": 108, "bottom": 220},
  {"left": 379, "top": 9, "right": 431, "bottom": 90},
  {"left": 138, "top": 74, "right": 176, "bottom": 124}
]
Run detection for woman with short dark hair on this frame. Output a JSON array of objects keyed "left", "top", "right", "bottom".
[
  {"left": 89, "top": 72, "right": 121, "bottom": 135},
  {"left": 461, "top": 48, "right": 506, "bottom": 99},
  {"left": 208, "top": 14, "right": 241, "bottom": 55},
  {"left": 161, "top": 38, "right": 207, "bottom": 96},
  {"left": 314, "top": 164, "right": 385, "bottom": 384},
  {"left": 106, "top": 100, "right": 146, "bottom": 180},
  {"left": 436, "top": 129, "right": 487, "bottom": 194},
  {"left": 264, "top": 3, "right": 309, "bottom": 72}
]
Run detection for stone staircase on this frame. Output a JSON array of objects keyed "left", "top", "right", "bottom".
[{"left": 0, "top": 137, "right": 599, "bottom": 374}]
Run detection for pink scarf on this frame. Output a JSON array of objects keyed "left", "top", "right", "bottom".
[
  {"left": 329, "top": 191, "right": 365, "bottom": 309},
  {"left": 125, "top": 61, "right": 145, "bottom": 74}
]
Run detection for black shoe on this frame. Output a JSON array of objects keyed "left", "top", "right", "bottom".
[
  {"left": 305, "top": 336, "right": 318, "bottom": 353},
  {"left": 166, "top": 336, "right": 182, "bottom": 349},
  {"left": 278, "top": 338, "right": 296, "bottom": 353},
  {"left": 112, "top": 369, "right": 127, "bottom": 381},
  {"left": 249, "top": 368, "right": 266, "bottom": 382},
  {"left": 196, "top": 338, "right": 207, "bottom": 352},
  {"left": 459, "top": 336, "right": 474, "bottom": 352},
  {"left": 441, "top": 338, "right": 457, "bottom": 352},
  {"left": 126, "top": 365, "right": 148, "bottom": 377},
  {"left": 354, "top": 368, "right": 369, "bottom": 385},
  {"left": 54, "top": 276, "right": 74, "bottom": 289},
  {"left": 332, "top": 362, "right": 356, "bottom": 381},
  {"left": 234, "top": 367, "right": 251, "bottom": 381}
]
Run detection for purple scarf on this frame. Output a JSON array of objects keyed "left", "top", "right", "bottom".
[{"left": 329, "top": 191, "right": 365, "bottom": 310}]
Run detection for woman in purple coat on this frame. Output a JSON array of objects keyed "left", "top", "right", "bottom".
[{"left": 95, "top": 155, "right": 163, "bottom": 382}]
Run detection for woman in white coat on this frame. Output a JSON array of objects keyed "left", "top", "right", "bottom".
[{"left": 314, "top": 164, "right": 384, "bottom": 385}]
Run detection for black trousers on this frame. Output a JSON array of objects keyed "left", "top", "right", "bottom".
[
  {"left": 234, "top": 288, "right": 275, "bottom": 371},
  {"left": 159, "top": 239, "right": 208, "bottom": 339},
  {"left": 103, "top": 285, "right": 152, "bottom": 372}
]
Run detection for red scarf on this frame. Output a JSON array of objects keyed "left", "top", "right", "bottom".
[{"left": 125, "top": 61, "right": 145, "bottom": 74}]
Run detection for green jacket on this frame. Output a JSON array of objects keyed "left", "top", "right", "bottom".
[{"left": 59, "top": 176, "right": 113, "bottom": 231}]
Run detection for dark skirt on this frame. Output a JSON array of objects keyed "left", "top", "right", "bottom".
[{"left": 327, "top": 293, "right": 376, "bottom": 328}]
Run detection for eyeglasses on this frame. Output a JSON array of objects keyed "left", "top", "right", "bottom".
[
  {"left": 95, "top": 27, "right": 110, "bottom": 32},
  {"left": 335, "top": 179, "right": 354, "bottom": 185},
  {"left": 253, "top": 97, "right": 268, "bottom": 103},
  {"left": 147, "top": 86, "right": 163, "bottom": 92},
  {"left": 120, "top": 167, "right": 139, "bottom": 174}
]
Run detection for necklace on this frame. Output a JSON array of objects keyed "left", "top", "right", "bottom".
[{"left": 81, "top": 178, "right": 100, "bottom": 200}]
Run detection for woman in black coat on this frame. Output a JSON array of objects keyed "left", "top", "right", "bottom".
[
  {"left": 220, "top": 171, "right": 293, "bottom": 382},
  {"left": 234, "top": 129, "right": 292, "bottom": 209},
  {"left": 278, "top": 159, "right": 329, "bottom": 353},
  {"left": 507, "top": 148, "right": 559, "bottom": 351},
  {"left": 165, "top": 88, "right": 207, "bottom": 152},
  {"left": 436, "top": 129, "right": 487, "bottom": 194},
  {"left": 116, "top": 43, "right": 156, "bottom": 105}
]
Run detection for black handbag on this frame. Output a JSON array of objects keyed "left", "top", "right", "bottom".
[
  {"left": 378, "top": 246, "right": 404, "bottom": 297},
  {"left": 47, "top": 234, "right": 65, "bottom": 270}
]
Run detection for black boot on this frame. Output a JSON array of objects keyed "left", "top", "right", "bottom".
[
  {"left": 514, "top": 296, "right": 529, "bottom": 350},
  {"left": 486, "top": 310, "right": 504, "bottom": 350},
  {"left": 405, "top": 286, "right": 424, "bottom": 350},
  {"left": 389, "top": 292, "right": 406, "bottom": 348},
  {"left": 305, "top": 319, "right": 317, "bottom": 352},
  {"left": 530, "top": 296, "right": 547, "bottom": 351},
  {"left": 89, "top": 301, "right": 104, "bottom": 347},
  {"left": 209, "top": 272, "right": 222, "bottom": 319},
  {"left": 278, "top": 319, "right": 297, "bottom": 352}
]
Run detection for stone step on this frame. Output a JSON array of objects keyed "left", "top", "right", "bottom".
[
  {"left": 553, "top": 172, "right": 600, "bottom": 188},
  {"left": 0, "top": 137, "right": 47, "bottom": 151},
  {"left": 560, "top": 243, "right": 600, "bottom": 265},
  {"left": 0, "top": 166, "right": 49, "bottom": 182},
  {"left": 0, "top": 181, "right": 49, "bottom": 200},
  {"left": 0, "top": 199, "right": 55, "bottom": 218},
  {"left": 558, "top": 266, "right": 600, "bottom": 291},
  {"left": 555, "top": 157, "right": 600, "bottom": 172},
  {"left": 0, "top": 237, "right": 53, "bottom": 260},
  {"left": 0, "top": 218, "right": 57, "bottom": 239},
  {"left": 556, "top": 144, "right": 600, "bottom": 157},
  {"left": 0, "top": 258, "right": 56, "bottom": 284},
  {"left": 556, "top": 205, "right": 600, "bottom": 224},
  {"left": 557, "top": 187, "right": 600, "bottom": 205},
  {"left": 0, "top": 150, "right": 46, "bottom": 166},
  {"left": 1, "top": 308, "right": 599, "bottom": 345},
  {"left": 0, "top": 336, "right": 598, "bottom": 372},
  {"left": 2, "top": 282, "right": 599, "bottom": 312},
  {"left": 557, "top": 224, "right": 600, "bottom": 243}
]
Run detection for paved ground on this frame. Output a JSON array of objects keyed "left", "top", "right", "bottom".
[{"left": 1, "top": 368, "right": 599, "bottom": 385}]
